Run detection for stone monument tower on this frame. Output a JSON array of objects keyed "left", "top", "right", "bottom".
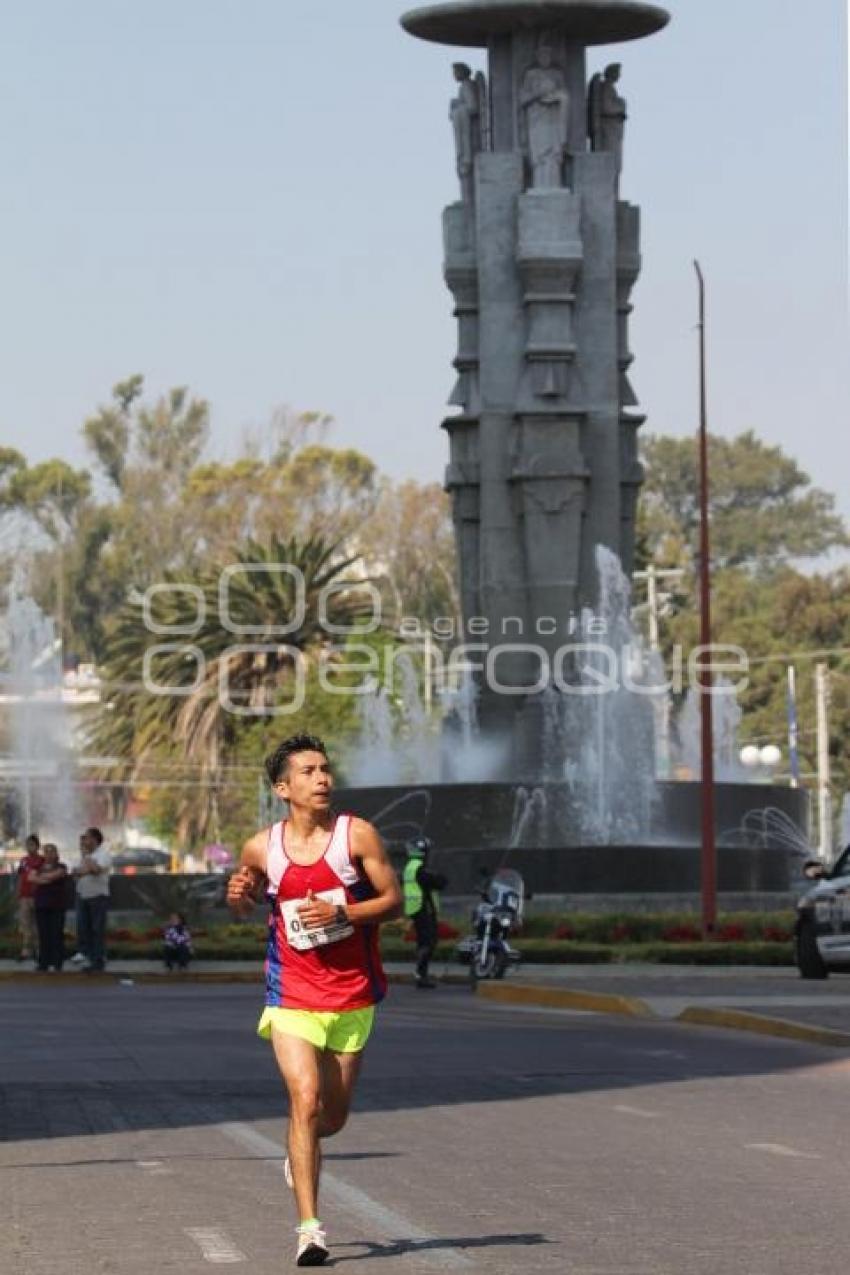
[{"left": 401, "top": 0, "right": 670, "bottom": 776}]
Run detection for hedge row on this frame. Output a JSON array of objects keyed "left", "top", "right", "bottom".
[{"left": 516, "top": 911, "right": 796, "bottom": 944}]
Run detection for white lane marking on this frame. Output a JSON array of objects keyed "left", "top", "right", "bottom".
[
  {"left": 185, "top": 1228, "right": 247, "bottom": 1264},
  {"left": 136, "top": 1159, "right": 173, "bottom": 1176},
  {"left": 745, "top": 1142, "right": 821, "bottom": 1160},
  {"left": 613, "top": 1104, "right": 661, "bottom": 1119},
  {"left": 220, "top": 1122, "right": 474, "bottom": 1271}
]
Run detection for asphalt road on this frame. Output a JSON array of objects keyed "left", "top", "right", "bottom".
[{"left": 2, "top": 982, "right": 849, "bottom": 1274}]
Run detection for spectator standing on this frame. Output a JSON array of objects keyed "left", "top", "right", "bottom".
[
  {"left": 31, "top": 845, "right": 69, "bottom": 972},
  {"left": 73, "top": 827, "right": 111, "bottom": 972},
  {"left": 16, "top": 834, "right": 43, "bottom": 963},
  {"left": 163, "top": 912, "right": 193, "bottom": 971}
]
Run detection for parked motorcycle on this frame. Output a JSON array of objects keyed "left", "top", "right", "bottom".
[{"left": 456, "top": 868, "right": 524, "bottom": 983}]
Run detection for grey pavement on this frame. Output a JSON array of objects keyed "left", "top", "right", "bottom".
[
  {"left": 6, "top": 957, "right": 850, "bottom": 1035},
  {"left": 2, "top": 981, "right": 850, "bottom": 1274}
]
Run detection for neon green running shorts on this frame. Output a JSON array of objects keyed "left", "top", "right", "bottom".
[{"left": 257, "top": 1006, "right": 375, "bottom": 1053}]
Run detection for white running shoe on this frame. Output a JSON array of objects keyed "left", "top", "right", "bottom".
[
  {"left": 295, "top": 1225, "right": 328, "bottom": 1267},
  {"left": 69, "top": 952, "right": 86, "bottom": 965},
  {"left": 284, "top": 1156, "right": 293, "bottom": 1189}
]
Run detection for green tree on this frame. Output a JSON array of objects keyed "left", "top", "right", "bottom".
[
  {"left": 9, "top": 460, "right": 91, "bottom": 542},
  {"left": 182, "top": 444, "right": 380, "bottom": 560},
  {"left": 0, "top": 447, "right": 26, "bottom": 507},
  {"left": 354, "top": 480, "right": 458, "bottom": 627},
  {"left": 87, "top": 535, "right": 378, "bottom": 846},
  {"left": 659, "top": 566, "right": 850, "bottom": 812},
  {"left": 639, "top": 431, "right": 847, "bottom": 573},
  {"left": 1, "top": 381, "right": 418, "bottom": 667},
  {"left": 82, "top": 374, "right": 143, "bottom": 491}
]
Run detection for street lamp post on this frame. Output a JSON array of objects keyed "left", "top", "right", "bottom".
[{"left": 695, "top": 261, "right": 717, "bottom": 938}]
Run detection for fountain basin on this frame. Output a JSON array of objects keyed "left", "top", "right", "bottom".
[{"left": 336, "top": 780, "right": 810, "bottom": 896}]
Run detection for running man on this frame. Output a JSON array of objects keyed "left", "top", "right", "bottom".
[{"left": 227, "top": 734, "right": 402, "bottom": 1267}]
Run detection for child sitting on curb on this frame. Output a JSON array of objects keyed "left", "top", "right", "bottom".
[{"left": 163, "top": 912, "right": 193, "bottom": 971}]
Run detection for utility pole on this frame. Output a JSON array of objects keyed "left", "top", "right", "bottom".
[
  {"left": 423, "top": 631, "right": 433, "bottom": 714},
  {"left": 815, "top": 662, "right": 832, "bottom": 863},
  {"left": 646, "top": 562, "right": 660, "bottom": 652},
  {"left": 633, "top": 565, "right": 686, "bottom": 652},
  {"left": 786, "top": 665, "right": 800, "bottom": 789},
  {"left": 632, "top": 565, "right": 684, "bottom": 781},
  {"left": 694, "top": 260, "right": 716, "bottom": 938}
]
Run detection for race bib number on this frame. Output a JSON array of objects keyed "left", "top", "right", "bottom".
[{"left": 281, "top": 887, "right": 354, "bottom": 951}]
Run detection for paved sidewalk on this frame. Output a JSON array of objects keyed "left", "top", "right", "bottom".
[{"left": 4, "top": 958, "right": 850, "bottom": 1042}]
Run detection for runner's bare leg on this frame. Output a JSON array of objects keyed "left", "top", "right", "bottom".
[
  {"left": 319, "top": 1049, "right": 362, "bottom": 1137},
  {"left": 271, "top": 1030, "right": 322, "bottom": 1222},
  {"left": 311, "top": 1050, "right": 363, "bottom": 1196}
]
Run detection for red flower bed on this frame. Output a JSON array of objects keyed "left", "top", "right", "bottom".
[
  {"left": 554, "top": 923, "right": 575, "bottom": 940},
  {"left": 402, "top": 920, "right": 460, "bottom": 943},
  {"left": 717, "top": 923, "right": 747, "bottom": 943},
  {"left": 661, "top": 923, "right": 702, "bottom": 944},
  {"left": 763, "top": 925, "right": 793, "bottom": 943}
]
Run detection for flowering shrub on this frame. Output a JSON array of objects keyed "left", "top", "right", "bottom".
[
  {"left": 661, "top": 922, "right": 702, "bottom": 944},
  {"left": 402, "top": 920, "right": 460, "bottom": 943},
  {"left": 763, "top": 924, "right": 793, "bottom": 943},
  {"left": 554, "top": 923, "right": 575, "bottom": 940},
  {"left": 717, "top": 923, "right": 747, "bottom": 943}
]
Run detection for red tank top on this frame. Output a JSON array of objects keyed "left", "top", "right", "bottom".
[{"left": 264, "top": 813, "right": 387, "bottom": 1012}]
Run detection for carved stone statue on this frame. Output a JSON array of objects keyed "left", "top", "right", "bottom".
[
  {"left": 588, "top": 63, "right": 627, "bottom": 177},
  {"left": 450, "top": 63, "right": 485, "bottom": 203},
  {"left": 519, "top": 40, "right": 570, "bottom": 189}
]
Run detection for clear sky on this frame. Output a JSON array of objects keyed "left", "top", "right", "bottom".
[{"left": 1, "top": 1, "right": 847, "bottom": 508}]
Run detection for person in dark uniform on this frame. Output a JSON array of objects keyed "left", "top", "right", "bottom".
[{"left": 402, "top": 837, "right": 448, "bottom": 990}]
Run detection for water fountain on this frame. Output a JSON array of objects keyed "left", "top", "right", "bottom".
[
  {"left": 337, "top": 0, "right": 809, "bottom": 906},
  {"left": 0, "top": 577, "right": 82, "bottom": 846}
]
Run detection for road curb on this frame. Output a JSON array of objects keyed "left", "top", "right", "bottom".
[
  {"left": 476, "top": 981, "right": 654, "bottom": 1017},
  {"left": 676, "top": 1005, "right": 850, "bottom": 1049}
]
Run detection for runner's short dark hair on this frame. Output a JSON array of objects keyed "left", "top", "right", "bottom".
[
  {"left": 265, "top": 735, "right": 329, "bottom": 786},
  {"left": 86, "top": 827, "right": 104, "bottom": 846}
]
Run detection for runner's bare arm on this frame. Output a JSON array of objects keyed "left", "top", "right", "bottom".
[
  {"left": 297, "top": 819, "right": 402, "bottom": 930},
  {"left": 226, "top": 831, "right": 268, "bottom": 918}
]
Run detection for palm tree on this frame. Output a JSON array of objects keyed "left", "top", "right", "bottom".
[{"left": 87, "top": 535, "right": 377, "bottom": 845}]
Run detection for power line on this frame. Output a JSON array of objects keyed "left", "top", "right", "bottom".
[{"left": 745, "top": 646, "right": 850, "bottom": 667}]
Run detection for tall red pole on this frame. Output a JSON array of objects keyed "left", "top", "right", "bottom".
[{"left": 694, "top": 260, "right": 716, "bottom": 937}]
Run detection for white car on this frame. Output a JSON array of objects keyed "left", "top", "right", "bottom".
[{"left": 795, "top": 845, "right": 850, "bottom": 979}]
